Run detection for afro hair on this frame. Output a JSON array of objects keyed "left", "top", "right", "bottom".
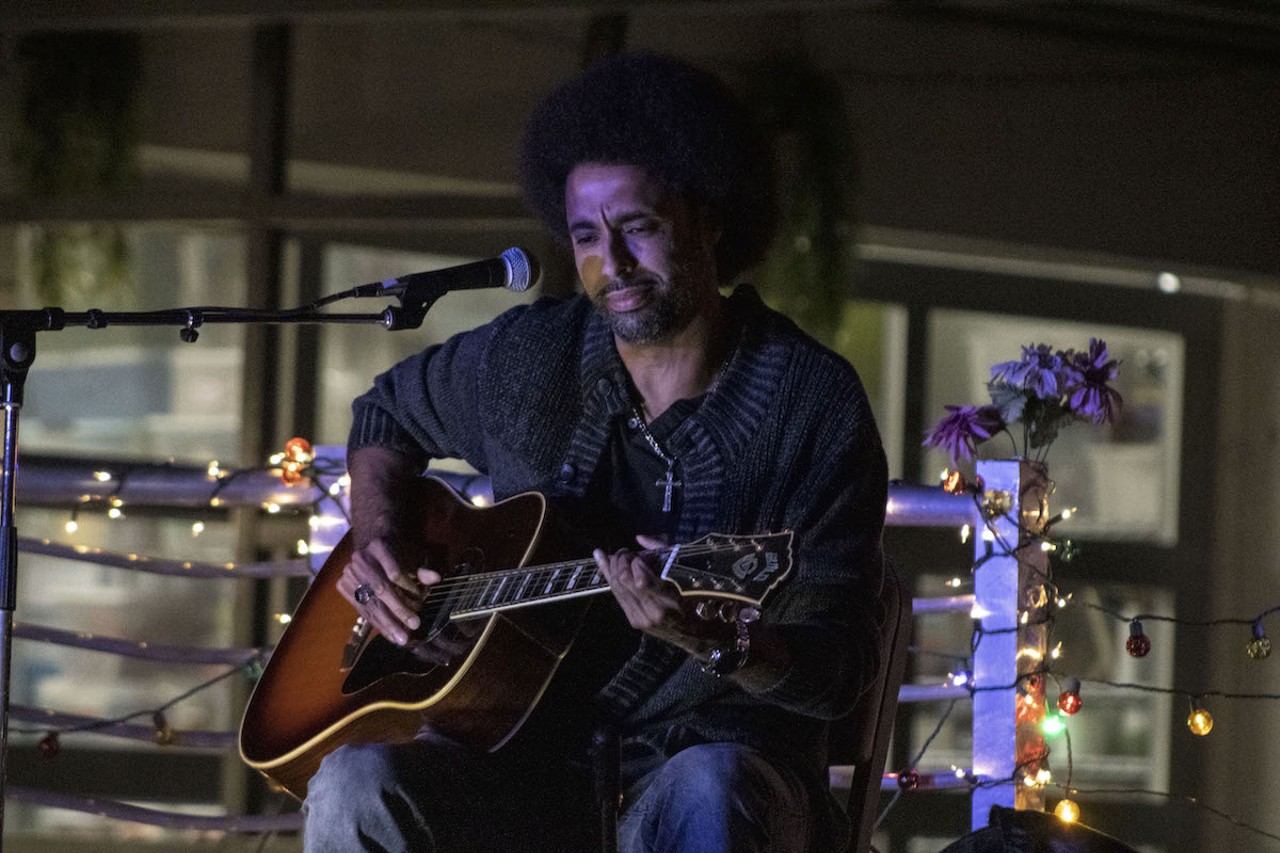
[{"left": 519, "top": 52, "right": 778, "bottom": 285}]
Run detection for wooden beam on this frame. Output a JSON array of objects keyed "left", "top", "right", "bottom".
[{"left": 0, "top": 191, "right": 531, "bottom": 229}]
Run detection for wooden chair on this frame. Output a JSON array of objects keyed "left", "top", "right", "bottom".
[{"left": 828, "top": 560, "right": 913, "bottom": 853}]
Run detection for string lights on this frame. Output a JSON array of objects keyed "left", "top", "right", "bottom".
[
  {"left": 21, "top": 439, "right": 349, "bottom": 755},
  {"left": 889, "top": 469, "right": 1280, "bottom": 845},
  {"left": 0, "top": 440, "right": 366, "bottom": 840},
  {"left": 54, "top": 439, "right": 349, "bottom": 536},
  {"left": 15, "top": 657, "right": 263, "bottom": 752}
]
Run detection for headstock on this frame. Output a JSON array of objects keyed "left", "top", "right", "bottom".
[{"left": 658, "top": 530, "right": 793, "bottom": 607}]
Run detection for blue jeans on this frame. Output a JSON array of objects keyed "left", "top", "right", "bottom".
[{"left": 303, "top": 734, "right": 815, "bottom": 852}]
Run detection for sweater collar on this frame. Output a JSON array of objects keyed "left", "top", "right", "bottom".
[{"left": 577, "top": 285, "right": 786, "bottom": 454}]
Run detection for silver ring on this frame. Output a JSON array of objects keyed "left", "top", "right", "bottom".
[{"left": 354, "top": 584, "right": 376, "bottom": 605}]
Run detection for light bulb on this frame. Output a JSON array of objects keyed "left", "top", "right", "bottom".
[
  {"left": 1054, "top": 798, "right": 1080, "bottom": 823},
  {"left": 1247, "top": 622, "right": 1271, "bottom": 660},
  {"left": 1187, "top": 703, "right": 1214, "bottom": 736},
  {"left": 284, "top": 436, "right": 314, "bottom": 462},
  {"left": 1057, "top": 677, "right": 1083, "bottom": 716},
  {"left": 1126, "top": 619, "right": 1151, "bottom": 658}
]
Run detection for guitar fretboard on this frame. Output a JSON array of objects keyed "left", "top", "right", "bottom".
[
  {"left": 448, "top": 558, "right": 614, "bottom": 618},
  {"left": 423, "top": 533, "right": 790, "bottom": 623}
]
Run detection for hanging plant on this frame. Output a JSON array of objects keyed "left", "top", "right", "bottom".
[
  {"left": 744, "top": 54, "right": 857, "bottom": 347},
  {"left": 12, "top": 31, "right": 144, "bottom": 305}
]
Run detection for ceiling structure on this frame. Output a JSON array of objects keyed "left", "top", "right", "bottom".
[{"left": 1, "top": 1, "right": 1277, "bottom": 283}]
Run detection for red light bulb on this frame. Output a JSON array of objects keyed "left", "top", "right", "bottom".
[
  {"left": 1126, "top": 619, "right": 1151, "bottom": 658},
  {"left": 1057, "top": 677, "right": 1083, "bottom": 715},
  {"left": 284, "top": 436, "right": 313, "bottom": 462}
]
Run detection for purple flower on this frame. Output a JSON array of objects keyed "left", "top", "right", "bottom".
[
  {"left": 990, "top": 344, "right": 1072, "bottom": 399},
  {"left": 924, "top": 405, "right": 1005, "bottom": 463},
  {"left": 1065, "top": 338, "right": 1122, "bottom": 424}
]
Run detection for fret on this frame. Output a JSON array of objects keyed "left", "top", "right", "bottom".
[
  {"left": 498, "top": 575, "right": 518, "bottom": 605},
  {"left": 542, "top": 566, "right": 563, "bottom": 596},
  {"left": 483, "top": 576, "right": 507, "bottom": 608},
  {"left": 457, "top": 579, "right": 481, "bottom": 611},
  {"left": 566, "top": 564, "right": 585, "bottom": 590},
  {"left": 513, "top": 571, "right": 533, "bottom": 602}
]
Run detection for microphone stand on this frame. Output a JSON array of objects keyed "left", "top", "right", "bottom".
[{"left": 0, "top": 274, "right": 459, "bottom": 847}]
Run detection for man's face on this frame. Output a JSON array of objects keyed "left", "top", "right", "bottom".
[{"left": 565, "top": 163, "right": 719, "bottom": 345}]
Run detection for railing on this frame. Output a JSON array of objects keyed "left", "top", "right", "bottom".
[
  {"left": 6, "top": 451, "right": 1044, "bottom": 838},
  {"left": 875, "top": 459, "right": 1051, "bottom": 829}
]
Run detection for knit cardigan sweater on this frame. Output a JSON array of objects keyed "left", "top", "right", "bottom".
[{"left": 348, "top": 284, "right": 888, "bottom": 798}]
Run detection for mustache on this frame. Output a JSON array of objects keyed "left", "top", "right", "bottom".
[{"left": 602, "top": 275, "right": 659, "bottom": 294}]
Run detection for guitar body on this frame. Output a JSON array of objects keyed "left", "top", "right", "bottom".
[{"left": 238, "top": 477, "right": 585, "bottom": 800}]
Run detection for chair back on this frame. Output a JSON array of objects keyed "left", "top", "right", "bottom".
[{"left": 828, "top": 559, "right": 912, "bottom": 853}]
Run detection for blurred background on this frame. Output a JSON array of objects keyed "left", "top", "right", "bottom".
[{"left": 0, "top": 2, "right": 1277, "bottom": 851}]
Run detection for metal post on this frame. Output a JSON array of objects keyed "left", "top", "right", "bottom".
[
  {"left": 0, "top": 317, "right": 39, "bottom": 848},
  {"left": 970, "top": 459, "right": 1050, "bottom": 828}
]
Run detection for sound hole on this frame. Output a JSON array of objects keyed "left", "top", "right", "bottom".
[{"left": 339, "top": 566, "right": 479, "bottom": 695}]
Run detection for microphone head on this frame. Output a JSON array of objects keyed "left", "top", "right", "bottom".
[{"left": 501, "top": 247, "right": 539, "bottom": 292}]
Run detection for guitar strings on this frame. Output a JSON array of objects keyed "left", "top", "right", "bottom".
[
  {"left": 397, "top": 540, "right": 761, "bottom": 616},
  {"left": 416, "top": 541, "right": 737, "bottom": 595}
]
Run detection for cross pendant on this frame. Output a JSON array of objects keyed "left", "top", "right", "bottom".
[{"left": 656, "top": 461, "right": 682, "bottom": 513}]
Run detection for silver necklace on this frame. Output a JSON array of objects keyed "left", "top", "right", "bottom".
[
  {"left": 630, "top": 408, "right": 681, "bottom": 513},
  {"left": 628, "top": 323, "right": 740, "bottom": 514}
]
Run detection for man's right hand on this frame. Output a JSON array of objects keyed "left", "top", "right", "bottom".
[
  {"left": 344, "top": 445, "right": 486, "bottom": 664},
  {"left": 337, "top": 537, "right": 441, "bottom": 647}
]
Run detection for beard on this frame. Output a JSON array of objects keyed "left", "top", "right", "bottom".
[{"left": 592, "top": 270, "right": 700, "bottom": 345}]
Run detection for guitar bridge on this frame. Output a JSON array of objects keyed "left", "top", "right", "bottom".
[{"left": 340, "top": 617, "right": 373, "bottom": 671}]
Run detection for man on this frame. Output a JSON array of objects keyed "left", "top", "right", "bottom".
[{"left": 303, "top": 52, "right": 887, "bottom": 852}]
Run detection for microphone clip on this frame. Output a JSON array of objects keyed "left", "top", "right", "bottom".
[{"left": 379, "top": 285, "right": 447, "bottom": 331}]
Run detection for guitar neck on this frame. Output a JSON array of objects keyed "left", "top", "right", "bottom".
[
  {"left": 440, "top": 532, "right": 790, "bottom": 621},
  {"left": 445, "top": 554, "right": 642, "bottom": 619}
]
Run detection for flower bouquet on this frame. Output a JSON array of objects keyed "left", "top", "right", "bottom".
[{"left": 924, "top": 339, "right": 1122, "bottom": 464}]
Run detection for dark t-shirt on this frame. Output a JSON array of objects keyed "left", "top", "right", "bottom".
[{"left": 508, "top": 396, "right": 702, "bottom": 759}]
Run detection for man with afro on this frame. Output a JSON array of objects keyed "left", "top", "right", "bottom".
[{"left": 304, "top": 52, "right": 887, "bottom": 853}]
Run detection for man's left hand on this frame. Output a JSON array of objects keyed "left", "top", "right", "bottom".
[{"left": 594, "top": 535, "right": 723, "bottom": 657}]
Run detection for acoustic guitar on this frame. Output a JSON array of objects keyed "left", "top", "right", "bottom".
[{"left": 238, "top": 476, "right": 793, "bottom": 799}]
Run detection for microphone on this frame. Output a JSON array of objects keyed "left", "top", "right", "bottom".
[{"left": 354, "top": 247, "right": 539, "bottom": 299}]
